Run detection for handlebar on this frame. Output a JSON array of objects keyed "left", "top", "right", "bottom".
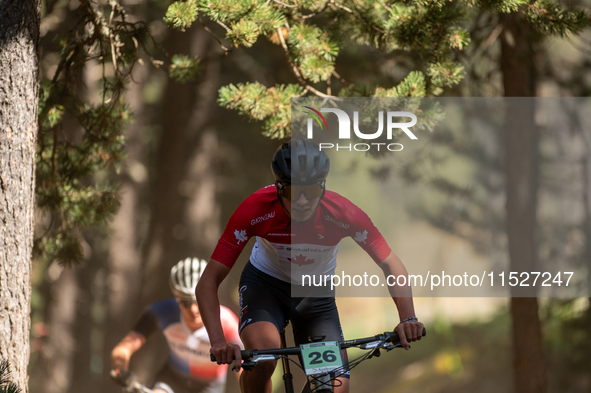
[
  {"left": 210, "top": 327, "right": 426, "bottom": 363},
  {"left": 210, "top": 347, "right": 302, "bottom": 362}
]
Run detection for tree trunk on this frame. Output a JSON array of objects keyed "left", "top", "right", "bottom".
[
  {"left": 139, "top": 26, "right": 222, "bottom": 309},
  {"left": 0, "top": 0, "right": 40, "bottom": 391},
  {"left": 129, "top": 24, "right": 224, "bottom": 380},
  {"left": 580, "top": 125, "right": 591, "bottom": 291},
  {"left": 101, "top": 60, "right": 150, "bottom": 388},
  {"left": 68, "top": 256, "right": 101, "bottom": 393},
  {"left": 40, "top": 267, "right": 78, "bottom": 393},
  {"left": 500, "top": 10, "right": 547, "bottom": 393}
]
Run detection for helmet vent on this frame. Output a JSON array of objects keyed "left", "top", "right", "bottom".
[
  {"left": 169, "top": 257, "right": 208, "bottom": 300},
  {"left": 271, "top": 138, "right": 329, "bottom": 185}
]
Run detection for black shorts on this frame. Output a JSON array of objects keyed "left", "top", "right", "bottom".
[{"left": 238, "top": 261, "right": 349, "bottom": 377}]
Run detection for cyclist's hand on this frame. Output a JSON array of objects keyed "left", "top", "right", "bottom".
[
  {"left": 210, "top": 342, "right": 242, "bottom": 371},
  {"left": 395, "top": 320, "right": 424, "bottom": 350},
  {"left": 110, "top": 368, "right": 136, "bottom": 387}
]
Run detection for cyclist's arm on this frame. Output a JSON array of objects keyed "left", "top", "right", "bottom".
[
  {"left": 220, "top": 306, "right": 244, "bottom": 380},
  {"left": 111, "top": 330, "right": 146, "bottom": 371},
  {"left": 195, "top": 259, "right": 242, "bottom": 371},
  {"left": 377, "top": 251, "right": 424, "bottom": 350}
]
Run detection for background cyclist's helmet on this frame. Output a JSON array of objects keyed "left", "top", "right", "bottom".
[
  {"left": 271, "top": 138, "right": 330, "bottom": 185},
  {"left": 169, "top": 257, "right": 207, "bottom": 300}
]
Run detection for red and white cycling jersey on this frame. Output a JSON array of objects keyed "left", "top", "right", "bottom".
[{"left": 211, "top": 185, "right": 392, "bottom": 284}]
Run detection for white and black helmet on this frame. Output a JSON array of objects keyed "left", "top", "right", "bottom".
[{"left": 169, "top": 257, "right": 208, "bottom": 300}]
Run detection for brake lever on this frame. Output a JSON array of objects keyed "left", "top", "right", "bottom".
[
  {"left": 367, "top": 347, "right": 382, "bottom": 360},
  {"left": 239, "top": 361, "right": 256, "bottom": 371},
  {"left": 384, "top": 343, "right": 402, "bottom": 351}
]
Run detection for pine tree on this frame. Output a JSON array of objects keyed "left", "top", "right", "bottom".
[
  {"left": 35, "top": 0, "right": 157, "bottom": 266},
  {"left": 164, "top": 0, "right": 588, "bottom": 139},
  {"left": 163, "top": 0, "right": 469, "bottom": 138}
]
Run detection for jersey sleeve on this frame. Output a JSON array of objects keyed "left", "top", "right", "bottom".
[
  {"left": 347, "top": 203, "right": 392, "bottom": 263},
  {"left": 220, "top": 306, "right": 244, "bottom": 349},
  {"left": 210, "top": 195, "right": 256, "bottom": 268},
  {"left": 131, "top": 308, "right": 160, "bottom": 338},
  {"left": 131, "top": 299, "right": 179, "bottom": 338}
]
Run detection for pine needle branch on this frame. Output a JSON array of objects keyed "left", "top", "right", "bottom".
[{"left": 276, "top": 26, "right": 335, "bottom": 98}]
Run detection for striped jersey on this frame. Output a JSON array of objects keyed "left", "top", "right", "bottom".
[{"left": 133, "top": 300, "right": 240, "bottom": 383}]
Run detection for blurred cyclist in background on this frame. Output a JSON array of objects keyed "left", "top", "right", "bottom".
[
  {"left": 197, "top": 139, "right": 424, "bottom": 393},
  {"left": 111, "top": 257, "right": 242, "bottom": 393}
]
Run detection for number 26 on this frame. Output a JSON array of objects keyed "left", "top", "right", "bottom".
[{"left": 309, "top": 350, "right": 337, "bottom": 364}]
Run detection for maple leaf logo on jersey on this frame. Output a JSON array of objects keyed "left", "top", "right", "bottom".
[
  {"left": 354, "top": 230, "right": 368, "bottom": 244},
  {"left": 234, "top": 230, "right": 248, "bottom": 244},
  {"left": 292, "top": 254, "right": 315, "bottom": 266}
]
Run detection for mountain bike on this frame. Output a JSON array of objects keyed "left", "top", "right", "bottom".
[{"left": 211, "top": 327, "right": 427, "bottom": 393}]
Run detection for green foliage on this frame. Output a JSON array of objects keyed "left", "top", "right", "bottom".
[
  {"left": 218, "top": 82, "right": 304, "bottom": 139},
  {"left": 525, "top": 0, "right": 591, "bottom": 36},
  {"left": 0, "top": 360, "right": 20, "bottom": 393},
  {"left": 36, "top": 0, "right": 150, "bottom": 267},
  {"left": 428, "top": 61, "right": 465, "bottom": 88},
  {"left": 227, "top": 19, "right": 261, "bottom": 47},
  {"left": 328, "top": 0, "right": 470, "bottom": 57},
  {"left": 447, "top": 26, "right": 472, "bottom": 51},
  {"left": 169, "top": 0, "right": 473, "bottom": 136},
  {"left": 416, "top": 101, "right": 447, "bottom": 132},
  {"left": 199, "top": 0, "right": 257, "bottom": 22},
  {"left": 539, "top": 298, "right": 591, "bottom": 390},
  {"left": 288, "top": 24, "right": 338, "bottom": 83},
  {"left": 468, "top": 0, "right": 590, "bottom": 33},
  {"left": 169, "top": 54, "right": 202, "bottom": 82},
  {"left": 383, "top": 3, "right": 469, "bottom": 51},
  {"left": 193, "top": 0, "right": 588, "bottom": 139},
  {"left": 164, "top": 0, "right": 199, "bottom": 31},
  {"left": 472, "top": 0, "right": 527, "bottom": 13},
  {"left": 198, "top": 0, "right": 285, "bottom": 47},
  {"left": 374, "top": 71, "right": 427, "bottom": 97},
  {"left": 34, "top": 233, "right": 86, "bottom": 268}
]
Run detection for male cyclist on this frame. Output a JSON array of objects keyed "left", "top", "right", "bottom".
[
  {"left": 111, "top": 258, "right": 242, "bottom": 393},
  {"left": 196, "top": 139, "right": 424, "bottom": 393}
]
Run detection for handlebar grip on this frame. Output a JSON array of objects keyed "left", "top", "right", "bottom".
[
  {"left": 210, "top": 350, "right": 253, "bottom": 362},
  {"left": 389, "top": 327, "right": 427, "bottom": 342}
]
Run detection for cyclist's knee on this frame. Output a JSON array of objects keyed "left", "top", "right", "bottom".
[
  {"left": 333, "top": 377, "right": 349, "bottom": 393},
  {"left": 240, "top": 321, "right": 281, "bottom": 350},
  {"left": 244, "top": 359, "right": 277, "bottom": 379},
  {"left": 240, "top": 359, "right": 277, "bottom": 393}
]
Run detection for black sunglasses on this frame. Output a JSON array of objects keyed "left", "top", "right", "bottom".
[
  {"left": 177, "top": 298, "right": 197, "bottom": 308},
  {"left": 277, "top": 182, "right": 325, "bottom": 200}
]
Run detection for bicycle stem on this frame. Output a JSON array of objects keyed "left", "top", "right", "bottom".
[{"left": 280, "top": 331, "right": 295, "bottom": 393}]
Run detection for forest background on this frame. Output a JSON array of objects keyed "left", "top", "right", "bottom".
[{"left": 1, "top": 0, "right": 591, "bottom": 392}]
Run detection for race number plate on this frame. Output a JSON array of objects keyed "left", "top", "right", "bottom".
[{"left": 300, "top": 341, "right": 343, "bottom": 376}]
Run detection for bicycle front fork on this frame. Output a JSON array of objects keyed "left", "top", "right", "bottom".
[{"left": 307, "top": 374, "right": 333, "bottom": 392}]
